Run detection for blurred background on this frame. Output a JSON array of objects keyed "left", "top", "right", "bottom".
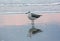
[{"left": 0, "top": 0, "right": 60, "bottom": 41}]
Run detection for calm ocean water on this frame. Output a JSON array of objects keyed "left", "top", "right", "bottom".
[{"left": 0, "top": 23, "right": 60, "bottom": 41}]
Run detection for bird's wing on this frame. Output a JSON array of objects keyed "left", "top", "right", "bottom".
[{"left": 31, "top": 13, "right": 40, "bottom": 18}]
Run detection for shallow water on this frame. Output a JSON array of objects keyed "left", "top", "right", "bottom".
[{"left": 0, "top": 23, "right": 60, "bottom": 41}]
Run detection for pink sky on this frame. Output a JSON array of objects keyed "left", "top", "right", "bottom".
[{"left": 0, "top": 14, "right": 60, "bottom": 26}]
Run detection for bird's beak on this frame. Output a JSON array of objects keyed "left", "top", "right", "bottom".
[{"left": 25, "top": 11, "right": 31, "bottom": 14}]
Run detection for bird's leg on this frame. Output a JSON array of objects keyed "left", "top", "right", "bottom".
[{"left": 31, "top": 20, "right": 35, "bottom": 28}]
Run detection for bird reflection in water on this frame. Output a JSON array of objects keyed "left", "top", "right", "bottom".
[{"left": 28, "top": 27, "right": 42, "bottom": 37}]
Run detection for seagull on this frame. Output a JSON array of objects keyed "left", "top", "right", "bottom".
[
  {"left": 25, "top": 11, "right": 42, "bottom": 20},
  {"left": 25, "top": 11, "right": 42, "bottom": 28},
  {"left": 25, "top": 11, "right": 42, "bottom": 37}
]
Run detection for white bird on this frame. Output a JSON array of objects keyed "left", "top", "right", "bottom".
[
  {"left": 25, "top": 11, "right": 42, "bottom": 20},
  {"left": 25, "top": 11, "right": 42, "bottom": 28}
]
